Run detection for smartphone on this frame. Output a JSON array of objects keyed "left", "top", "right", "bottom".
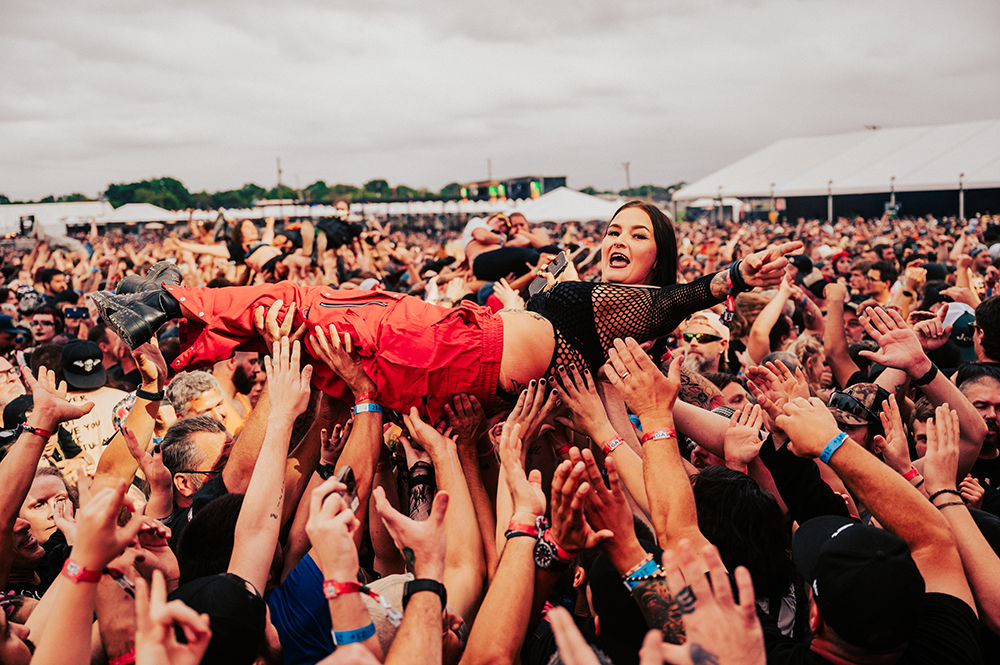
[
  {"left": 529, "top": 252, "right": 569, "bottom": 297},
  {"left": 325, "top": 465, "right": 360, "bottom": 513},
  {"left": 64, "top": 307, "right": 88, "bottom": 319}
]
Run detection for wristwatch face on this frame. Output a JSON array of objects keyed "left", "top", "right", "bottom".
[{"left": 533, "top": 537, "right": 556, "bottom": 569}]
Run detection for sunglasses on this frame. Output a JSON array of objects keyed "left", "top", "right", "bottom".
[
  {"left": 682, "top": 332, "right": 722, "bottom": 344},
  {"left": 828, "top": 388, "right": 889, "bottom": 425},
  {"left": 31, "top": 320, "right": 54, "bottom": 327}
]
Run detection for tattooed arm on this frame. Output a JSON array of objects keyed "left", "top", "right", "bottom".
[{"left": 631, "top": 575, "right": 686, "bottom": 644}]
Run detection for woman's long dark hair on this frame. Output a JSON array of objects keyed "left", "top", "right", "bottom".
[{"left": 607, "top": 201, "right": 678, "bottom": 287}]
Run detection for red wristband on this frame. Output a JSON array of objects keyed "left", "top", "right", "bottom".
[
  {"left": 544, "top": 532, "right": 579, "bottom": 561},
  {"left": 62, "top": 559, "right": 103, "bottom": 583},
  {"left": 507, "top": 521, "right": 539, "bottom": 538},
  {"left": 17, "top": 424, "right": 53, "bottom": 440},
  {"left": 903, "top": 467, "right": 920, "bottom": 481},
  {"left": 555, "top": 444, "right": 571, "bottom": 456},
  {"left": 109, "top": 649, "right": 136, "bottom": 665},
  {"left": 323, "top": 580, "right": 363, "bottom": 599},
  {"left": 602, "top": 435, "right": 626, "bottom": 457},
  {"left": 641, "top": 428, "right": 677, "bottom": 444},
  {"left": 375, "top": 462, "right": 391, "bottom": 473},
  {"left": 355, "top": 391, "right": 378, "bottom": 404}
]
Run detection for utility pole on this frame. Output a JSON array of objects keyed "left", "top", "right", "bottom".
[
  {"left": 622, "top": 162, "right": 631, "bottom": 192},
  {"left": 487, "top": 158, "right": 492, "bottom": 181},
  {"left": 277, "top": 157, "right": 284, "bottom": 222},
  {"left": 959, "top": 173, "right": 965, "bottom": 220}
]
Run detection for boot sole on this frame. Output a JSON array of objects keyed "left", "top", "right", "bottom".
[{"left": 91, "top": 291, "right": 150, "bottom": 349}]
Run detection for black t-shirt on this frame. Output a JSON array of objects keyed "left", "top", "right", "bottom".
[
  {"left": 761, "top": 593, "right": 982, "bottom": 665},
  {"left": 971, "top": 455, "right": 1000, "bottom": 493},
  {"left": 165, "top": 474, "right": 229, "bottom": 551},
  {"left": 226, "top": 241, "right": 247, "bottom": 265},
  {"left": 521, "top": 610, "right": 597, "bottom": 665}
]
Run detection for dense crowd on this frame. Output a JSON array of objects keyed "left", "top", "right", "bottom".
[{"left": 1, "top": 204, "right": 1000, "bottom": 665}]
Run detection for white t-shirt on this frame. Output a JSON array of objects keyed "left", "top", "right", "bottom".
[
  {"left": 461, "top": 217, "right": 493, "bottom": 253},
  {"left": 64, "top": 386, "right": 129, "bottom": 460}
]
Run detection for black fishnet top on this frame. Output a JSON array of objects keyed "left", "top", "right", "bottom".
[{"left": 526, "top": 275, "right": 722, "bottom": 375}]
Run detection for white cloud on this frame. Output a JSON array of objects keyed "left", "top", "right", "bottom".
[{"left": 1, "top": 0, "right": 998, "bottom": 199}]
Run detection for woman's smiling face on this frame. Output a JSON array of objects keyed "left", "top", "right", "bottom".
[{"left": 601, "top": 207, "right": 658, "bottom": 285}]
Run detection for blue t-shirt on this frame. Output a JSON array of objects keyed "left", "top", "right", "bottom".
[{"left": 266, "top": 554, "right": 333, "bottom": 665}]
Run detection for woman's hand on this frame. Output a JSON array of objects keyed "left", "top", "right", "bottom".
[
  {"left": 308, "top": 323, "right": 375, "bottom": 396},
  {"left": 493, "top": 278, "right": 525, "bottom": 310},
  {"left": 548, "top": 459, "right": 612, "bottom": 553},
  {"left": 739, "top": 241, "right": 804, "bottom": 288},
  {"left": 71, "top": 481, "right": 146, "bottom": 572},
  {"left": 442, "top": 394, "right": 487, "bottom": 445},
  {"left": 554, "top": 364, "right": 612, "bottom": 440},
  {"left": 504, "top": 380, "right": 559, "bottom": 450},
  {"left": 605, "top": 338, "right": 680, "bottom": 422}
]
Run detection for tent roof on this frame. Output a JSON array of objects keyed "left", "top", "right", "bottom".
[
  {"left": 673, "top": 119, "right": 1000, "bottom": 200},
  {"left": 513, "top": 187, "right": 623, "bottom": 223}
]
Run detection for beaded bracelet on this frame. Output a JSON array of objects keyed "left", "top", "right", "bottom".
[{"left": 928, "top": 488, "right": 962, "bottom": 503}]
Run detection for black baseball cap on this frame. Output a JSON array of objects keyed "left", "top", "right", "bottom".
[
  {"left": 60, "top": 340, "right": 105, "bottom": 390},
  {"left": 792, "top": 515, "right": 924, "bottom": 650},
  {"left": 0, "top": 315, "right": 18, "bottom": 334},
  {"left": 169, "top": 573, "right": 266, "bottom": 665}
]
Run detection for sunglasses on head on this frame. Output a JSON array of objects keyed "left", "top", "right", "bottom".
[
  {"left": 683, "top": 332, "right": 722, "bottom": 344},
  {"left": 828, "top": 387, "right": 890, "bottom": 425}
]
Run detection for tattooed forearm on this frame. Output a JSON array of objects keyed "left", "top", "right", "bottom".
[
  {"left": 709, "top": 271, "right": 730, "bottom": 300},
  {"left": 407, "top": 462, "right": 435, "bottom": 521},
  {"left": 675, "top": 366, "right": 726, "bottom": 411},
  {"left": 631, "top": 576, "right": 686, "bottom": 644}
]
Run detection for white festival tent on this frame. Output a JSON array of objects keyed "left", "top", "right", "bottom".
[
  {"left": 512, "top": 187, "right": 624, "bottom": 223},
  {"left": 672, "top": 119, "right": 1000, "bottom": 201}
]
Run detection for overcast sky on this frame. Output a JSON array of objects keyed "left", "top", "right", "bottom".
[{"left": 2, "top": 0, "right": 999, "bottom": 200}]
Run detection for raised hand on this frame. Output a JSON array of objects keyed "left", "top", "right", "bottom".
[
  {"left": 548, "top": 607, "right": 602, "bottom": 665},
  {"left": 493, "top": 278, "right": 525, "bottom": 310},
  {"left": 873, "top": 398, "right": 911, "bottom": 475},
  {"left": 72, "top": 481, "right": 146, "bottom": 572},
  {"left": 857, "top": 306, "right": 928, "bottom": 377},
  {"left": 922, "top": 405, "right": 962, "bottom": 496},
  {"left": 132, "top": 339, "right": 168, "bottom": 392},
  {"left": 305, "top": 477, "right": 361, "bottom": 581},
  {"left": 554, "top": 364, "right": 612, "bottom": 440},
  {"left": 264, "top": 338, "right": 314, "bottom": 419},
  {"left": 774, "top": 397, "right": 842, "bottom": 460},
  {"left": 499, "top": 422, "right": 546, "bottom": 520},
  {"left": 605, "top": 337, "right": 680, "bottom": 421},
  {"left": 912, "top": 304, "right": 952, "bottom": 353},
  {"left": 373, "top": 487, "right": 449, "bottom": 580},
  {"left": 134, "top": 570, "right": 212, "bottom": 665},
  {"left": 442, "top": 394, "right": 487, "bottom": 445},
  {"left": 658, "top": 540, "right": 765, "bottom": 665},
  {"left": 308, "top": 323, "right": 375, "bottom": 395},
  {"left": 504, "top": 379, "right": 559, "bottom": 449},
  {"left": 548, "top": 459, "right": 612, "bottom": 553},
  {"left": 25, "top": 367, "right": 94, "bottom": 428},
  {"left": 739, "top": 241, "right": 804, "bottom": 289},
  {"left": 253, "top": 299, "right": 307, "bottom": 348},
  {"left": 572, "top": 448, "right": 634, "bottom": 555},
  {"left": 723, "top": 405, "right": 765, "bottom": 471},
  {"left": 960, "top": 475, "right": 985, "bottom": 510},
  {"left": 402, "top": 407, "right": 456, "bottom": 461}
]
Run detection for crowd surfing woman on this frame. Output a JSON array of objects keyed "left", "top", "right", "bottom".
[{"left": 92, "top": 201, "right": 801, "bottom": 420}]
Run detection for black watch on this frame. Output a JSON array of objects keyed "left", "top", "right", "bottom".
[
  {"left": 402, "top": 578, "right": 447, "bottom": 609},
  {"left": 532, "top": 519, "right": 576, "bottom": 572}
]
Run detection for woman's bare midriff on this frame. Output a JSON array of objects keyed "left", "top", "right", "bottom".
[{"left": 497, "top": 308, "right": 556, "bottom": 395}]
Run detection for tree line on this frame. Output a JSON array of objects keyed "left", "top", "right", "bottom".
[{"left": 1, "top": 178, "right": 685, "bottom": 210}]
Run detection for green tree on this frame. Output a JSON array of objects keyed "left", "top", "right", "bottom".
[
  {"left": 330, "top": 184, "right": 360, "bottom": 200},
  {"left": 39, "top": 195, "right": 55, "bottom": 203},
  {"left": 104, "top": 177, "right": 192, "bottom": 209},
  {"left": 213, "top": 183, "right": 267, "bottom": 208},
  {"left": 265, "top": 185, "right": 298, "bottom": 200},
  {"left": 439, "top": 183, "right": 463, "bottom": 198},
  {"left": 581, "top": 186, "right": 614, "bottom": 196},
  {"left": 363, "top": 179, "right": 390, "bottom": 198},
  {"left": 191, "top": 191, "right": 218, "bottom": 209},
  {"left": 303, "top": 181, "right": 332, "bottom": 203},
  {"left": 56, "top": 193, "right": 92, "bottom": 202},
  {"left": 0, "top": 194, "right": 9, "bottom": 205},
  {"left": 617, "top": 183, "right": 685, "bottom": 201}
]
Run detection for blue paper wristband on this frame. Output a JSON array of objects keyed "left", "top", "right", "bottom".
[
  {"left": 353, "top": 403, "right": 383, "bottom": 415},
  {"left": 623, "top": 558, "right": 661, "bottom": 590},
  {"left": 332, "top": 622, "right": 376, "bottom": 646},
  {"left": 819, "top": 432, "right": 849, "bottom": 464}
]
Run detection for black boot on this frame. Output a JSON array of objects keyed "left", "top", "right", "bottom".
[
  {"left": 115, "top": 261, "right": 183, "bottom": 294},
  {"left": 91, "top": 288, "right": 183, "bottom": 349}
]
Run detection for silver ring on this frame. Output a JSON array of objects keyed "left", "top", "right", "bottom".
[{"left": 620, "top": 372, "right": 631, "bottom": 379}]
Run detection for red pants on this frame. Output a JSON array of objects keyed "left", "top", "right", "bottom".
[{"left": 167, "top": 284, "right": 504, "bottom": 421}]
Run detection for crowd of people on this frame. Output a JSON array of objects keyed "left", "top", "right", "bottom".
[{"left": 0, "top": 202, "right": 1000, "bottom": 665}]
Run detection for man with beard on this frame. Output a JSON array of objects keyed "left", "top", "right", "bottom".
[
  {"left": 958, "top": 363, "right": 1000, "bottom": 492},
  {"left": 211, "top": 352, "right": 260, "bottom": 422},
  {"left": 680, "top": 311, "right": 730, "bottom": 374}
]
